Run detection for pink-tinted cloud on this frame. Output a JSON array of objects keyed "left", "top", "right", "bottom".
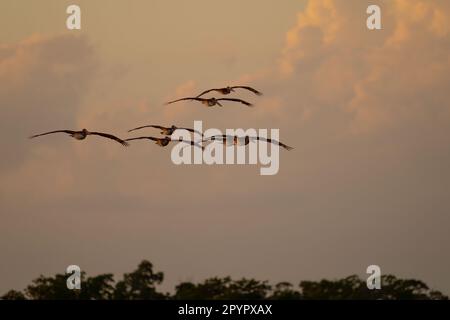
[
  {"left": 0, "top": 33, "right": 97, "bottom": 171},
  {"left": 254, "top": 0, "right": 450, "bottom": 133}
]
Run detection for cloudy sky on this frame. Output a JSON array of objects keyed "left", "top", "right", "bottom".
[{"left": 1, "top": 0, "right": 450, "bottom": 294}]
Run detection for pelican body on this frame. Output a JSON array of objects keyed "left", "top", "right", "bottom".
[{"left": 72, "top": 129, "right": 89, "bottom": 140}]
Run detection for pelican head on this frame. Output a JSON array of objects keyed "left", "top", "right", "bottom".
[
  {"left": 207, "top": 97, "right": 218, "bottom": 107},
  {"left": 82, "top": 128, "right": 89, "bottom": 134}
]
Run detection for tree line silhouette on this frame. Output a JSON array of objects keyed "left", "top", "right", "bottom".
[{"left": 1, "top": 260, "right": 447, "bottom": 300}]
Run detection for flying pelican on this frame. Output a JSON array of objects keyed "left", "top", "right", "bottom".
[
  {"left": 29, "top": 129, "right": 129, "bottom": 146},
  {"left": 125, "top": 136, "right": 204, "bottom": 149},
  {"left": 204, "top": 135, "right": 293, "bottom": 151},
  {"left": 165, "top": 97, "right": 253, "bottom": 107},
  {"left": 128, "top": 124, "right": 201, "bottom": 136},
  {"left": 196, "top": 86, "right": 262, "bottom": 97}
]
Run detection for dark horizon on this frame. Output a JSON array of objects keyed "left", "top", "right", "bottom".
[{"left": 3, "top": 260, "right": 447, "bottom": 300}]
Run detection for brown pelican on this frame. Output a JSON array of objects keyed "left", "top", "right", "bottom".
[
  {"left": 128, "top": 124, "right": 200, "bottom": 136},
  {"left": 29, "top": 129, "right": 129, "bottom": 146},
  {"left": 196, "top": 86, "right": 262, "bottom": 97},
  {"left": 204, "top": 135, "right": 293, "bottom": 151},
  {"left": 165, "top": 97, "right": 253, "bottom": 107},
  {"left": 125, "top": 136, "right": 204, "bottom": 149}
]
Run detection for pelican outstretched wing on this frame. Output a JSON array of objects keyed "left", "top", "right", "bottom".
[
  {"left": 217, "top": 98, "right": 253, "bottom": 107},
  {"left": 29, "top": 130, "right": 75, "bottom": 139},
  {"left": 196, "top": 88, "right": 218, "bottom": 98},
  {"left": 171, "top": 138, "right": 204, "bottom": 150},
  {"left": 125, "top": 136, "right": 160, "bottom": 142},
  {"left": 251, "top": 137, "right": 293, "bottom": 151},
  {"left": 204, "top": 134, "right": 226, "bottom": 141},
  {"left": 232, "top": 86, "right": 262, "bottom": 96},
  {"left": 128, "top": 125, "right": 165, "bottom": 132},
  {"left": 203, "top": 135, "right": 234, "bottom": 144},
  {"left": 89, "top": 131, "right": 129, "bottom": 146},
  {"left": 165, "top": 97, "right": 201, "bottom": 105}
]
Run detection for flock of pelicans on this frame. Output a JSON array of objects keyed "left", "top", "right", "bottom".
[{"left": 30, "top": 85, "right": 293, "bottom": 151}]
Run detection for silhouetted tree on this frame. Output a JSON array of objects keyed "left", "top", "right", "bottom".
[
  {"left": 113, "top": 260, "right": 166, "bottom": 300},
  {"left": 225, "top": 278, "right": 271, "bottom": 299},
  {"left": 25, "top": 273, "right": 83, "bottom": 300},
  {"left": 299, "top": 274, "right": 448, "bottom": 300},
  {"left": 269, "top": 282, "right": 302, "bottom": 300},
  {"left": 81, "top": 274, "right": 115, "bottom": 300},
  {"left": 2, "top": 261, "right": 447, "bottom": 300},
  {"left": 1, "top": 290, "right": 26, "bottom": 300},
  {"left": 300, "top": 275, "right": 366, "bottom": 300},
  {"left": 374, "top": 275, "right": 448, "bottom": 300},
  {"left": 15, "top": 272, "right": 116, "bottom": 300},
  {"left": 174, "top": 277, "right": 271, "bottom": 300},
  {"left": 174, "top": 277, "right": 232, "bottom": 300}
]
